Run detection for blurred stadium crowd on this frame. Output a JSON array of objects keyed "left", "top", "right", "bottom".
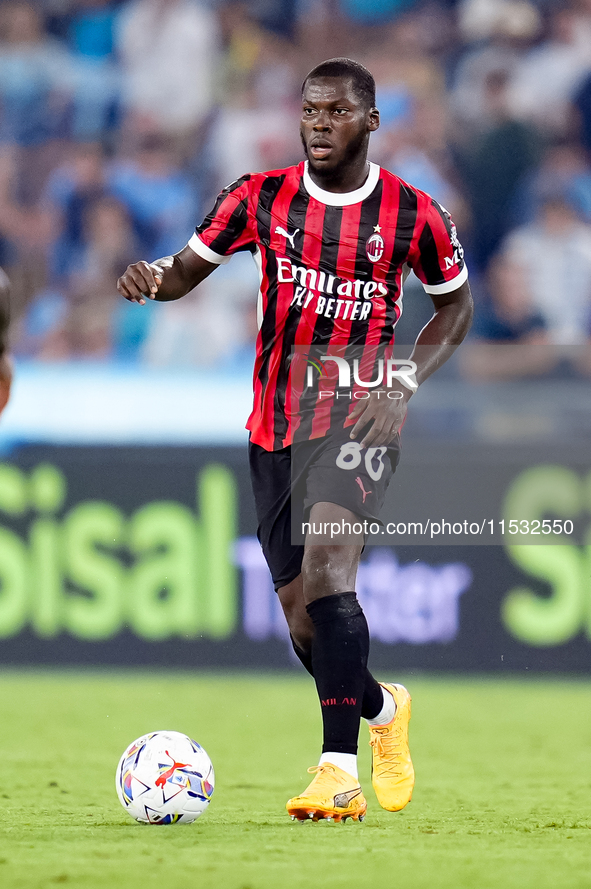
[{"left": 1, "top": 0, "right": 591, "bottom": 377}]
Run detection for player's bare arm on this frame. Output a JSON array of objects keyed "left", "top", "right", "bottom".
[
  {"left": 349, "top": 279, "right": 473, "bottom": 447},
  {"left": 117, "top": 246, "right": 217, "bottom": 305},
  {"left": 0, "top": 268, "right": 12, "bottom": 417}
]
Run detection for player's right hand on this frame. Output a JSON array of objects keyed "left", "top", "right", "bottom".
[{"left": 117, "top": 261, "right": 163, "bottom": 306}]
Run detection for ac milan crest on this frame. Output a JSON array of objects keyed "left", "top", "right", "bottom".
[{"left": 366, "top": 232, "right": 384, "bottom": 263}]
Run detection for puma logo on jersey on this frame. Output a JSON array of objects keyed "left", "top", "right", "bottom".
[
  {"left": 355, "top": 476, "right": 372, "bottom": 503},
  {"left": 275, "top": 226, "right": 300, "bottom": 250}
]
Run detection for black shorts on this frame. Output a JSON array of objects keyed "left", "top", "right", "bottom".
[{"left": 249, "top": 428, "right": 400, "bottom": 590}]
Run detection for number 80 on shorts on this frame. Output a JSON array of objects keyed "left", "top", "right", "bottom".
[{"left": 335, "top": 442, "right": 388, "bottom": 481}]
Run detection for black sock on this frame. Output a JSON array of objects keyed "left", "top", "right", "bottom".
[
  {"left": 291, "top": 633, "right": 384, "bottom": 721},
  {"left": 361, "top": 671, "right": 385, "bottom": 721},
  {"left": 306, "top": 592, "right": 377, "bottom": 756}
]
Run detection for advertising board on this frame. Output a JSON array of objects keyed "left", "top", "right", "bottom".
[{"left": 0, "top": 443, "right": 589, "bottom": 671}]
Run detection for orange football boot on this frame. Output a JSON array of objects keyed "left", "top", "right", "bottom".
[
  {"left": 286, "top": 763, "right": 367, "bottom": 823},
  {"left": 369, "top": 683, "right": 414, "bottom": 811}
]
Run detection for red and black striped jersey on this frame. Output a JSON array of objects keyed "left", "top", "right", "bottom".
[{"left": 188, "top": 161, "right": 468, "bottom": 451}]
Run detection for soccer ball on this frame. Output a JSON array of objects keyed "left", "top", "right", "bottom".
[{"left": 116, "top": 730, "right": 215, "bottom": 824}]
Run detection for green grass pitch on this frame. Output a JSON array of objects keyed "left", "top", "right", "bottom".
[{"left": 1, "top": 672, "right": 591, "bottom": 889}]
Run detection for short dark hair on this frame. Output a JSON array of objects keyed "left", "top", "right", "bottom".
[{"left": 302, "top": 58, "right": 376, "bottom": 109}]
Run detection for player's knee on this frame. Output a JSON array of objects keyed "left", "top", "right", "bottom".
[
  {"left": 289, "top": 604, "right": 313, "bottom": 650},
  {"left": 301, "top": 545, "right": 357, "bottom": 599},
  {"left": 281, "top": 600, "right": 312, "bottom": 651},
  {"left": 290, "top": 623, "right": 313, "bottom": 655},
  {"left": 277, "top": 577, "right": 313, "bottom": 650}
]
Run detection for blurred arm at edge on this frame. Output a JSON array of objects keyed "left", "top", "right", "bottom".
[{"left": 0, "top": 267, "right": 12, "bottom": 417}]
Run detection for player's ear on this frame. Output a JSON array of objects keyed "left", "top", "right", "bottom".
[{"left": 368, "top": 108, "right": 379, "bottom": 132}]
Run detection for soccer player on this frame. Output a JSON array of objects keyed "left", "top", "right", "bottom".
[
  {"left": 117, "top": 58, "right": 473, "bottom": 823},
  {"left": 0, "top": 267, "right": 12, "bottom": 417}
]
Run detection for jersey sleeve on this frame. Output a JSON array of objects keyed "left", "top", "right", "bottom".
[
  {"left": 188, "top": 175, "right": 256, "bottom": 265},
  {"left": 410, "top": 199, "right": 468, "bottom": 294}
]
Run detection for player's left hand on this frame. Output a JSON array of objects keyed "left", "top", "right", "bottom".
[{"left": 347, "top": 388, "right": 411, "bottom": 447}]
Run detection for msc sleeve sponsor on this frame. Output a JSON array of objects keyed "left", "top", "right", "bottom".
[{"left": 411, "top": 199, "right": 468, "bottom": 295}]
